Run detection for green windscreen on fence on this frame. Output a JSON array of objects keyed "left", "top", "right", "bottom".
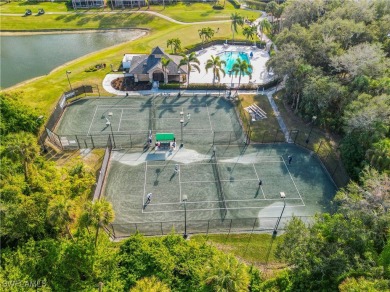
[{"left": 156, "top": 133, "right": 175, "bottom": 141}]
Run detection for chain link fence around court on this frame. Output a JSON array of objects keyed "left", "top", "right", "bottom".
[
  {"left": 105, "top": 216, "right": 314, "bottom": 239},
  {"left": 40, "top": 85, "right": 100, "bottom": 149},
  {"left": 237, "top": 101, "right": 350, "bottom": 188},
  {"left": 48, "top": 94, "right": 246, "bottom": 150}
]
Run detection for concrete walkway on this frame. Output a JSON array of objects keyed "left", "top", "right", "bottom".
[{"left": 263, "top": 86, "right": 291, "bottom": 143}]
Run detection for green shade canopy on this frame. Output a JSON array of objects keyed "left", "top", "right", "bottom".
[{"left": 156, "top": 133, "right": 175, "bottom": 141}]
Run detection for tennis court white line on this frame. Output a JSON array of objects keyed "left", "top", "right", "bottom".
[
  {"left": 96, "top": 105, "right": 148, "bottom": 109},
  {"left": 252, "top": 163, "right": 266, "bottom": 199},
  {"left": 282, "top": 157, "right": 305, "bottom": 206},
  {"left": 118, "top": 109, "right": 124, "bottom": 132},
  {"left": 154, "top": 128, "right": 212, "bottom": 131},
  {"left": 135, "top": 197, "right": 303, "bottom": 206},
  {"left": 146, "top": 160, "right": 284, "bottom": 167},
  {"left": 179, "top": 178, "right": 260, "bottom": 184},
  {"left": 179, "top": 164, "right": 182, "bottom": 202},
  {"left": 87, "top": 106, "right": 99, "bottom": 136},
  {"left": 206, "top": 104, "right": 213, "bottom": 131},
  {"left": 142, "top": 204, "right": 306, "bottom": 213},
  {"left": 156, "top": 104, "right": 208, "bottom": 108},
  {"left": 142, "top": 161, "right": 148, "bottom": 213},
  {"left": 120, "top": 118, "right": 147, "bottom": 121}
]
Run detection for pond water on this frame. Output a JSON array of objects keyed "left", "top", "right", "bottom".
[{"left": 0, "top": 30, "right": 145, "bottom": 89}]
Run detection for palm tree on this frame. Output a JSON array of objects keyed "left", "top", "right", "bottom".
[
  {"left": 167, "top": 38, "right": 174, "bottom": 53},
  {"left": 198, "top": 27, "right": 215, "bottom": 47},
  {"left": 47, "top": 196, "right": 74, "bottom": 240},
  {"left": 232, "top": 57, "right": 253, "bottom": 89},
  {"left": 80, "top": 199, "right": 114, "bottom": 247},
  {"left": 230, "top": 13, "right": 243, "bottom": 43},
  {"left": 167, "top": 38, "right": 181, "bottom": 54},
  {"left": 205, "top": 254, "right": 250, "bottom": 291},
  {"left": 205, "top": 55, "right": 226, "bottom": 85},
  {"left": 258, "top": 19, "right": 272, "bottom": 41},
  {"left": 179, "top": 52, "right": 200, "bottom": 87},
  {"left": 130, "top": 276, "right": 170, "bottom": 292},
  {"left": 242, "top": 25, "right": 257, "bottom": 46},
  {"left": 4, "top": 132, "right": 40, "bottom": 183},
  {"left": 161, "top": 57, "right": 171, "bottom": 84},
  {"left": 172, "top": 38, "right": 181, "bottom": 54},
  {"left": 204, "top": 27, "right": 215, "bottom": 43}
]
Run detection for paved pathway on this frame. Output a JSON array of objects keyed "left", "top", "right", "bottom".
[
  {"left": 1, "top": 10, "right": 231, "bottom": 25},
  {"left": 263, "top": 86, "right": 291, "bottom": 143}
]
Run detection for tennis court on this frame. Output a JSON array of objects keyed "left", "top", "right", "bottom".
[
  {"left": 104, "top": 143, "right": 337, "bottom": 237},
  {"left": 55, "top": 95, "right": 243, "bottom": 148}
]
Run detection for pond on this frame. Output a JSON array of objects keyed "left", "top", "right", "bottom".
[{"left": 0, "top": 30, "right": 145, "bottom": 89}]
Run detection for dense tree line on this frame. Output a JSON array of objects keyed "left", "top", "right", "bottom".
[
  {"left": 1, "top": 94, "right": 263, "bottom": 291},
  {"left": 1, "top": 1, "right": 389, "bottom": 290},
  {"left": 266, "top": 0, "right": 390, "bottom": 179}
]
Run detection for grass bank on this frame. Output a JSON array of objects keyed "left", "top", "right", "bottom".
[
  {"left": 1, "top": 11, "right": 165, "bottom": 30},
  {"left": 0, "top": 2, "right": 260, "bottom": 26},
  {"left": 192, "top": 233, "right": 285, "bottom": 277},
  {"left": 238, "top": 94, "right": 281, "bottom": 142},
  {"left": 126, "top": 2, "right": 259, "bottom": 22}
]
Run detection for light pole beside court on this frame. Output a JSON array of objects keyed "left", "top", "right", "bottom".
[
  {"left": 306, "top": 116, "right": 317, "bottom": 144},
  {"left": 106, "top": 112, "right": 116, "bottom": 148},
  {"left": 182, "top": 194, "right": 188, "bottom": 239},
  {"left": 66, "top": 71, "right": 73, "bottom": 91},
  {"left": 180, "top": 108, "right": 184, "bottom": 147},
  {"left": 273, "top": 192, "right": 286, "bottom": 236}
]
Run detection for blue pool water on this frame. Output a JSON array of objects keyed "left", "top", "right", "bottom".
[{"left": 221, "top": 51, "right": 252, "bottom": 75}]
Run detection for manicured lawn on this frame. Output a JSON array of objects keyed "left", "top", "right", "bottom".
[
  {"left": 238, "top": 94, "right": 281, "bottom": 142},
  {"left": 192, "top": 233, "right": 285, "bottom": 266},
  {"left": 0, "top": 1, "right": 71, "bottom": 13},
  {"left": 0, "top": 1, "right": 259, "bottom": 23},
  {"left": 1, "top": 12, "right": 166, "bottom": 30},
  {"left": 129, "top": 2, "right": 260, "bottom": 22}
]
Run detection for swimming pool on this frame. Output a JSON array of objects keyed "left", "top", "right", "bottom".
[{"left": 221, "top": 51, "right": 252, "bottom": 75}]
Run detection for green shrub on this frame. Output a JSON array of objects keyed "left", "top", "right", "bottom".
[
  {"left": 85, "top": 66, "right": 98, "bottom": 73},
  {"left": 243, "top": 0, "right": 267, "bottom": 10},
  {"left": 239, "top": 83, "right": 258, "bottom": 90},
  {"left": 229, "top": 0, "right": 241, "bottom": 8},
  {"left": 186, "top": 83, "right": 227, "bottom": 90},
  {"left": 213, "top": 4, "right": 224, "bottom": 10},
  {"left": 259, "top": 78, "right": 280, "bottom": 90},
  {"left": 159, "top": 83, "right": 181, "bottom": 89},
  {"left": 85, "top": 63, "right": 106, "bottom": 73}
]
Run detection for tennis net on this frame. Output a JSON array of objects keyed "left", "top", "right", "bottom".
[
  {"left": 211, "top": 154, "right": 227, "bottom": 220},
  {"left": 149, "top": 98, "right": 156, "bottom": 131}
]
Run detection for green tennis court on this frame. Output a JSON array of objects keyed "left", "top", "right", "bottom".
[
  {"left": 55, "top": 95, "right": 243, "bottom": 147},
  {"left": 104, "top": 143, "right": 337, "bottom": 237}
]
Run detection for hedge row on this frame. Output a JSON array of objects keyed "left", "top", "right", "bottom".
[
  {"left": 213, "top": 4, "right": 224, "bottom": 10},
  {"left": 243, "top": 0, "right": 267, "bottom": 10},
  {"left": 186, "top": 83, "right": 228, "bottom": 90},
  {"left": 158, "top": 79, "right": 280, "bottom": 91},
  {"left": 159, "top": 83, "right": 181, "bottom": 89},
  {"left": 228, "top": 0, "right": 241, "bottom": 8}
]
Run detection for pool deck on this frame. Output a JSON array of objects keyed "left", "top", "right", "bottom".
[{"left": 189, "top": 44, "right": 273, "bottom": 86}]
